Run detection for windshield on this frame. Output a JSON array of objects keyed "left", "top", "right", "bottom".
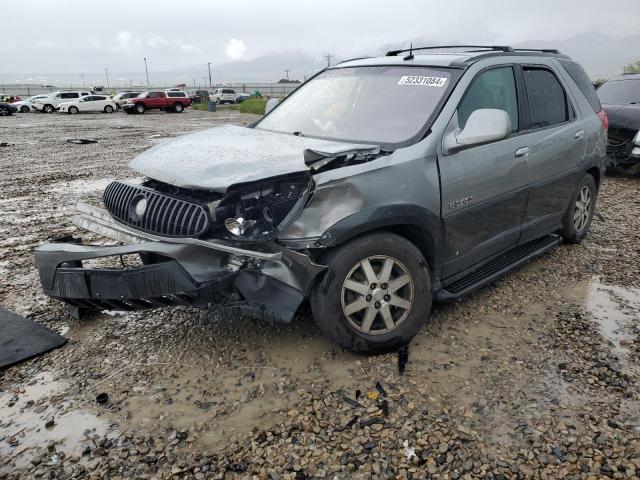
[
  {"left": 257, "top": 66, "right": 453, "bottom": 144},
  {"left": 597, "top": 79, "right": 640, "bottom": 105}
]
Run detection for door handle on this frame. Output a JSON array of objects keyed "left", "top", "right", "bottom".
[
  {"left": 515, "top": 147, "right": 530, "bottom": 158},
  {"left": 574, "top": 130, "right": 585, "bottom": 139}
]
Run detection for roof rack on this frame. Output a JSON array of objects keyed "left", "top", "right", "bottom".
[
  {"left": 513, "top": 48, "right": 561, "bottom": 54},
  {"left": 386, "top": 45, "right": 514, "bottom": 56}
]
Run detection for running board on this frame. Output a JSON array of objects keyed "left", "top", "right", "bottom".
[{"left": 436, "top": 234, "right": 562, "bottom": 301}]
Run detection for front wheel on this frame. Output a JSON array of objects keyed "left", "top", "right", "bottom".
[
  {"left": 173, "top": 102, "right": 184, "bottom": 113},
  {"left": 43, "top": 104, "right": 55, "bottom": 113},
  {"left": 68, "top": 106, "right": 79, "bottom": 114},
  {"left": 135, "top": 103, "right": 145, "bottom": 114},
  {"left": 0, "top": 106, "right": 10, "bottom": 116},
  {"left": 104, "top": 105, "right": 114, "bottom": 113},
  {"left": 562, "top": 173, "right": 597, "bottom": 244},
  {"left": 310, "top": 232, "right": 432, "bottom": 355},
  {"left": 20, "top": 105, "right": 30, "bottom": 113}
]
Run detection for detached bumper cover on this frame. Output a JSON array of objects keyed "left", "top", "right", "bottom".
[{"left": 34, "top": 204, "right": 324, "bottom": 322}]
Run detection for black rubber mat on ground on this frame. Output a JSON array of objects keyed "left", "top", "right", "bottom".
[{"left": 0, "top": 307, "right": 67, "bottom": 369}]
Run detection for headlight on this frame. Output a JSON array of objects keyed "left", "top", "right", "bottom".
[{"left": 211, "top": 173, "right": 313, "bottom": 242}]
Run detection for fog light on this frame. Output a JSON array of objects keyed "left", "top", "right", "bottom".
[{"left": 224, "top": 217, "right": 255, "bottom": 236}]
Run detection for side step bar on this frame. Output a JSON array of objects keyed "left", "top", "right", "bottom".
[{"left": 436, "top": 234, "right": 562, "bottom": 301}]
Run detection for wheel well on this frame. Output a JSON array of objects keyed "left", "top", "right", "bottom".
[
  {"left": 376, "top": 225, "right": 436, "bottom": 277},
  {"left": 586, "top": 166, "right": 600, "bottom": 190}
]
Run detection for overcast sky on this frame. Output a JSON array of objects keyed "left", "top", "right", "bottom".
[{"left": 2, "top": 0, "right": 640, "bottom": 83}]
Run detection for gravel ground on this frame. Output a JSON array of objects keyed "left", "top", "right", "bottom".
[{"left": 1, "top": 110, "right": 639, "bottom": 479}]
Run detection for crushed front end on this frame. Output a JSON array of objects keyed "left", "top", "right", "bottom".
[
  {"left": 607, "top": 127, "right": 640, "bottom": 174},
  {"left": 34, "top": 174, "right": 324, "bottom": 324}
]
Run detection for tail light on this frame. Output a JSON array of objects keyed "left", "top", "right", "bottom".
[{"left": 596, "top": 110, "right": 609, "bottom": 131}]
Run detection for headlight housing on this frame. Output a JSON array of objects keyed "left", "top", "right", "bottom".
[{"left": 211, "top": 172, "right": 313, "bottom": 242}]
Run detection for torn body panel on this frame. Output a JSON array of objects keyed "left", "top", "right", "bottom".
[{"left": 34, "top": 204, "right": 324, "bottom": 323}]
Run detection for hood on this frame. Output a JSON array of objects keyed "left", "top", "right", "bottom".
[
  {"left": 602, "top": 104, "right": 640, "bottom": 130},
  {"left": 129, "top": 124, "right": 378, "bottom": 192}
]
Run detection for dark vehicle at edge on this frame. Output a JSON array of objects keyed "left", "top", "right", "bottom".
[
  {"left": 597, "top": 73, "right": 640, "bottom": 174},
  {"left": 0, "top": 102, "right": 18, "bottom": 116}
]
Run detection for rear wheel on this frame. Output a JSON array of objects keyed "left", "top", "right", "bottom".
[
  {"left": 68, "top": 106, "right": 79, "bottom": 114},
  {"left": 104, "top": 105, "right": 114, "bottom": 113},
  {"left": 20, "top": 105, "right": 30, "bottom": 113},
  {"left": 562, "top": 173, "right": 597, "bottom": 244},
  {"left": 135, "top": 103, "right": 145, "bottom": 114},
  {"left": 310, "top": 232, "right": 432, "bottom": 354}
]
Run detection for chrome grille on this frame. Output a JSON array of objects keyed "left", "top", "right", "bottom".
[{"left": 103, "top": 181, "right": 210, "bottom": 237}]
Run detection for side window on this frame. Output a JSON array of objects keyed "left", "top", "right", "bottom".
[
  {"left": 522, "top": 68, "right": 569, "bottom": 128},
  {"left": 457, "top": 67, "right": 519, "bottom": 133}
]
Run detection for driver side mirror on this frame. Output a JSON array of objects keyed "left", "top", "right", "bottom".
[
  {"left": 265, "top": 98, "right": 279, "bottom": 115},
  {"left": 443, "top": 108, "right": 511, "bottom": 153}
]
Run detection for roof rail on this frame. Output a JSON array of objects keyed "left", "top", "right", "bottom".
[
  {"left": 386, "top": 45, "right": 514, "bottom": 56},
  {"left": 513, "top": 48, "right": 561, "bottom": 54}
]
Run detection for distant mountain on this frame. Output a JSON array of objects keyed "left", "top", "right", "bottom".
[
  {"left": 171, "top": 52, "right": 326, "bottom": 84},
  {"left": 2, "top": 33, "right": 638, "bottom": 86},
  {"left": 517, "top": 33, "right": 640, "bottom": 79}
]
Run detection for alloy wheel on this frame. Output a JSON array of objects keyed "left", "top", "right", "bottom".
[
  {"left": 0, "top": 107, "right": 8, "bottom": 116},
  {"left": 573, "top": 185, "right": 592, "bottom": 232},
  {"left": 341, "top": 255, "right": 414, "bottom": 335}
]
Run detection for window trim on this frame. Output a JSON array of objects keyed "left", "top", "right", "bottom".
[
  {"left": 455, "top": 64, "right": 522, "bottom": 135},
  {"left": 518, "top": 63, "right": 577, "bottom": 133}
]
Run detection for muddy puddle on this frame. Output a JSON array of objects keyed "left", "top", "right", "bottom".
[
  {"left": 0, "top": 372, "right": 110, "bottom": 473},
  {"left": 584, "top": 277, "right": 640, "bottom": 361}
]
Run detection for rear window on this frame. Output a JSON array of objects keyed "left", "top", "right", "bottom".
[
  {"left": 167, "top": 91, "right": 186, "bottom": 97},
  {"left": 558, "top": 59, "right": 601, "bottom": 113},
  {"left": 222, "top": 89, "right": 235, "bottom": 94},
  {"left": 523, "top": 68, "right": 569, "bottom": 128}
]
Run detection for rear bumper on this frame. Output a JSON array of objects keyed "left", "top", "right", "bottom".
[{"left": 34, "top": 204, "right": 325, "bottom": 323}]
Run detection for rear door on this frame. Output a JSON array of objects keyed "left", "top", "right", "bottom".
[
  {"left": 439, "top": 65, "right": 530, "bottom": 278},
  {"left": 518, "top": 64, "right": 587, "bottom": 243}
]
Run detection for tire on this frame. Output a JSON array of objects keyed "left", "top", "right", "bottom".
[
  {"left": 43, "top": 104, "right": 55, "bottom": 113},
  {"left": 68, "top": 106, "right": 79, "bottom": 114},
  {"left": 0, "top": 106, "right": 10, "bottom": 116},
  {"left": 20, "top": 105, "right": 30, "bottom": 113},
  {"left": 562, "top": 173, "right": 597, "bottom": 244},
  {"left": 173, "top": 102, "right": 184, "bottom": 113},
  {"left": 135, "top": 103, "right": 145, "bottom": 114},
  {"left": 310, "top": 232, "right": 432, "bottom": 355},
  {"left": 104, "top": 105, "right": 114, "bottom": 113}
]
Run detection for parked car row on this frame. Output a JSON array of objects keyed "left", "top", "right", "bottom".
[{"left": 0, "top": 90, "right": 192, "bottom": 115}]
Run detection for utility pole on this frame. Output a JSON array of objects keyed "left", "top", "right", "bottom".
[
  {"left": 284, "top": 69, "right": 291, "bottom": 81},
  {"left": 144, "top": 57, "right": 150, "bottom": 87},
  {"left": 207, "top": 62, "right": 212, "bottom": 88},
  {"left": 81, "top": 74, "right": 86, "bottom": 88},
  {"left": 201, "top": 76, "right": 207, "bottom": 88},
  {"left": 105, "top": 68, "right": 110, "bottom": 91},
  {"left": 324, "top": 54, "right": 333, "bottom": 67}
]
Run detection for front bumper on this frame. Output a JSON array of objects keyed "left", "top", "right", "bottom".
[{"left": 34, "top": 203, "right": 325, "bottom": 323}]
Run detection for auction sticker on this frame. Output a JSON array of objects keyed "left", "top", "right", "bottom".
[{"left": 398, "top": 76, "right": 447, "bottom": 87}]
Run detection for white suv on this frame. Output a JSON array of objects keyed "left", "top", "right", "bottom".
[
  {"left": 33, "top": 91, "right": 92, "bottom": 113},
  {"left": 211, "top": 88, "right": 236, "bottom": 104}
]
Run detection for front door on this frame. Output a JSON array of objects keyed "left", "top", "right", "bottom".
[{"left": 438, "top": 65, "right": 530, "bottom": 278}]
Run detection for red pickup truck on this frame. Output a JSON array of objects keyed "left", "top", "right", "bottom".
[{"left": 122, "top": 90, "right": 191, "bottom": 114}]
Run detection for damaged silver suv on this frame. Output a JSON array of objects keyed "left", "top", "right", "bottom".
[{"left": 35, "top": 45, "right": 607, "bottom": 354}]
